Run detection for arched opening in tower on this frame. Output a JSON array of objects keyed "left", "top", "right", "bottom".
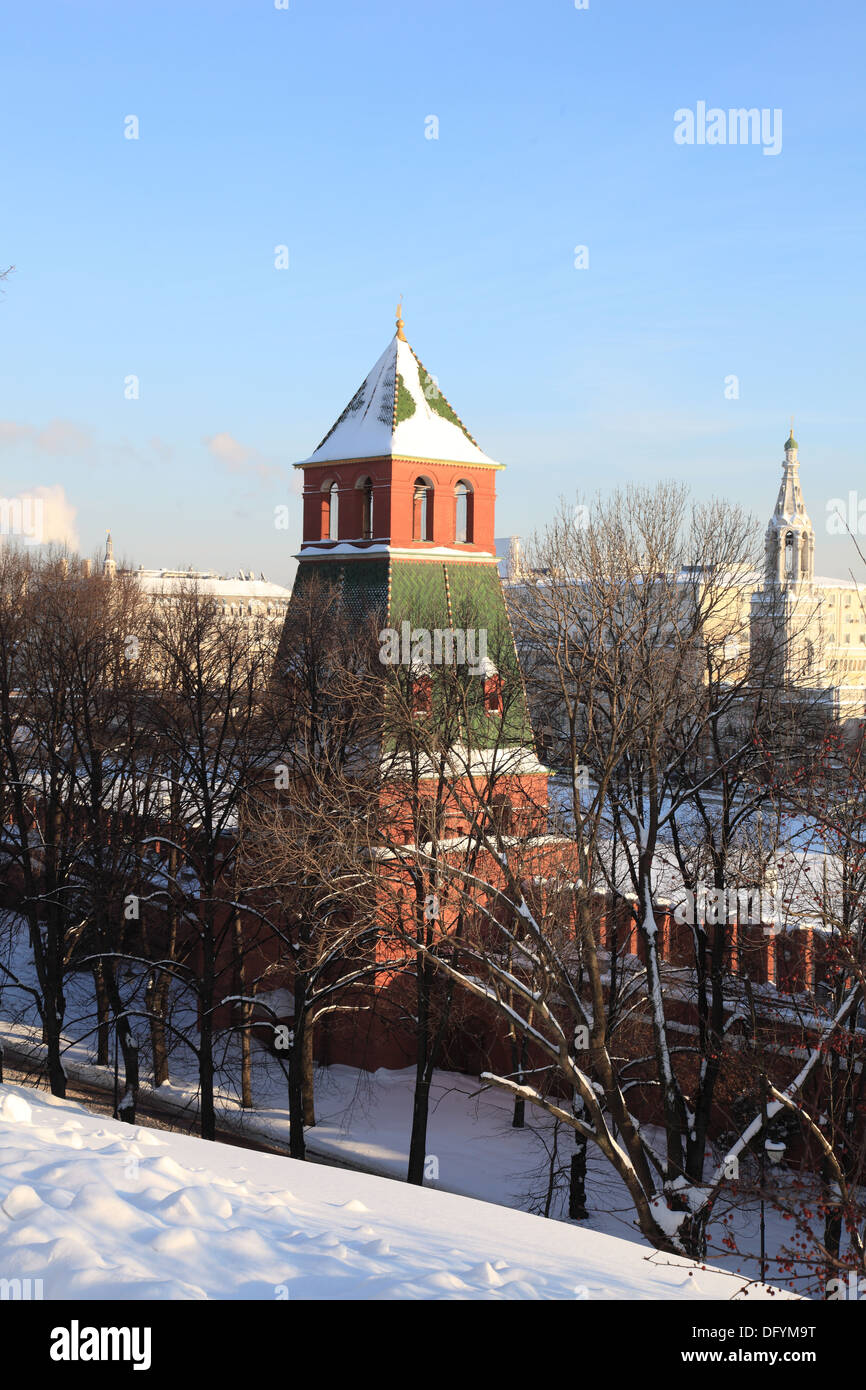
[
  {"left": 413, "top": 478, "right": 433, "bottom": 541},
  {"left": 455, "top": 480, "right": 474, "bottom": 544},
  {"left": 328, "top": 481, "right": 339, "bottom": 541},
  {"left": 358, "top": 476, "right": 374, "bottom": 540}
]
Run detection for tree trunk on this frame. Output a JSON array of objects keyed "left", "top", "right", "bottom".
[
  {"left": 146, "top": 970, "right": 170, "bottom": 1088},
  {"left": 288, "top": 1024, "right": 306, "bottom": 1160},
  {"left": 147, "top": 891, "right": 178, "bottom": 1089},
  {"left": 569, "top": 1094, "right": 589, "bottom": 1219},
  {"left": 199, "top": 921, "right": 216, "bottom": 1141},
  {"left": 93, "top": 963, "right": 110, "bottom": 1066},
  {"left": 822, "top": 1154, "right": 843, "bottom": 1284},
  {"left": 42, "top": 911, "right": 67, "bottom": 1097},
  {"left": 302, "top": 1014, "right": 316, "bottom": 1127},
  {"left": 407, "top": 1068, "right": 431, "bottom": 1185},
  {"left": 103, "top": 959, "right": 139, "bottom": 1123},
  {"left": 240, "top": 1016, "right": 252, "bottom": 1110},
  {"left": 44, "top": 1021, "right": 67, "bottom": 1096},
  {"left": 407, "top": 954, "right": 433, "bottom": 1185},
  {"left": 232, "top": 910, "right": 252, "bottom": 1110},
  {"left": 511, "top": 1031, "right": 526, "bottom": 1128}
]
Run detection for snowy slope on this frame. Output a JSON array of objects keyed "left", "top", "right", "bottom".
[{"left": 0, "top": 1085, "right": 793, "bottom": 1301}]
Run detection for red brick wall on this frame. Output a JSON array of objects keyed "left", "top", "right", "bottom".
[{"left": 300, "top": 456, "right": 498, "bottom": 554}]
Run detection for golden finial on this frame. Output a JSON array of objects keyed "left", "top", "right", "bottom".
[
  {"left": 396, "top": 299, "right": 406, "bottom": 341},
  {"left": 785, "top": 416, "right": 798, "bottom": 451}
]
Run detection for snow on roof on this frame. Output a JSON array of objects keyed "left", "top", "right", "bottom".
[
  {"left": 383, "top": 741, "right": 550, "bottom": 780},
  {"left": 297, "top": 542, "right": 497, "bottom": 561},
  {"left": 135, "top": 571, "right": 291, "bottom": 600},
  {"left": 810, "top": 575, "right": 862, "bottom": 590},
  {"left": 295, "top": 333, "right": 501, "bottom": 469},
  {"left": 579, "top": 829, "right": 847, "bottom": 931}
]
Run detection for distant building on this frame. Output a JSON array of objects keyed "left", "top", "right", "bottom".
[
  {"left": 495, "top": 536, "right": 523, "bottom": 581},
  {"left": 751, "top": 432, "right": 866, "bottom": 721},
  {"left": 100, "top": 531, "right": 292, "bottom": 623},
  {"left": 500, "top": 431, "right": 865, "bottom": 723}
]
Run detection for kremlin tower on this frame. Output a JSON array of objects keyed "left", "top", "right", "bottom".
[{"left": 288, "top": 307, "right": 544, "bottom": 794}]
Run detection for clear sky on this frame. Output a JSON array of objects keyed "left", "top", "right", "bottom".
[{"left": 1, "top": 0, "right": 864, "bottom": 587}]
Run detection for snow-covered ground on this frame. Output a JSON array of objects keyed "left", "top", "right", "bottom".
[
  {"left": 0, "top": 908, "right": 832, "bottom": 1296},
  {"left": 0, "top": 1083, "right": 793, "bottom": 1301},
  {"left": 0, "top": 1017, "right": 822, "bottom": 1295}
]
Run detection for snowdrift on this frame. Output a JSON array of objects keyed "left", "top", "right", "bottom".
[{"left": 0, "top": 1085, "right": 793, "bottom": 1301}]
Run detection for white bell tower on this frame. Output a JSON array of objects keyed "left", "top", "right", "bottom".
[
  {"left": 764, "top": 428, "right": 814, "bottom": 587},
  {"left": 103, "top": 530, "right": 117, "bottom": 580}
]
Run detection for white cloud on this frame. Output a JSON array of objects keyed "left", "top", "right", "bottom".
[
  {"left": 203, "top": 431, "right": 254, "bottom": 468},
  {"left": 202, "top": 432, "right": 281, "bottom": 485},
  {"left": 0, "top": 422, "right": 32, "bottom": 447},
  {"left": 34, "top": 484, "right": 79, "bottom": 547},
  {"left": 0, "top": 484, "right": 79, "bottom": 550},
  {"left": 0, "top": 419, "right": 92, "bottom": 455}
]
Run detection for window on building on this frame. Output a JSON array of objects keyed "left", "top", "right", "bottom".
[
  {"left": 455, "top": 480, "right": 474, "bottom": 544},
  {"left": 360, "top": 477, "right": 374, "bottom": 540},
  {"left": 413, "top": 478, "right": 433, "bottom": 541},
  {"left": 484, "top": 673, "right": 504, "bottom": 715},
  {"left": 320, "top": 481, "right": 339, "bottom": 541},
  {"left": 489, "top": 793, "right": 512, "bottom": 835},
  {"left": 412, "top": 673, "right": 432, "bottom": 715}
]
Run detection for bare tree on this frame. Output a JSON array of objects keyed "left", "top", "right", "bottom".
[
  {"left": 139, "top": 582, "right": 281, "bottom": 1139},
  {"left": 234, "top": 576, "right": 386, "bottom": 1158}
]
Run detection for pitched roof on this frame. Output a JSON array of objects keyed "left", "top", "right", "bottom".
[
  {"left": 767, "top": 438, "right": 813, "bottom": 532},
  {"left": 295, "top": 332, "right": 501, "bottom": 469}
]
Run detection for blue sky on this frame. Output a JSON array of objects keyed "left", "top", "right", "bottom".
[{"left": 1, "top": 0, "right": 864, "bottom": 585}]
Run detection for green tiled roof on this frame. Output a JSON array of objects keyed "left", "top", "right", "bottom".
[
  {"left": 389, "top": 560, "right": 450, "bottom": 633},
  {"left": 286, "top": 556, "right": 535, "bottom": 756},
  {"left": 389, "top": 559, "right": 534, "bottom": 752},
  {"left": 292, "top": 558, "right": 389, "bottom": 625}
]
